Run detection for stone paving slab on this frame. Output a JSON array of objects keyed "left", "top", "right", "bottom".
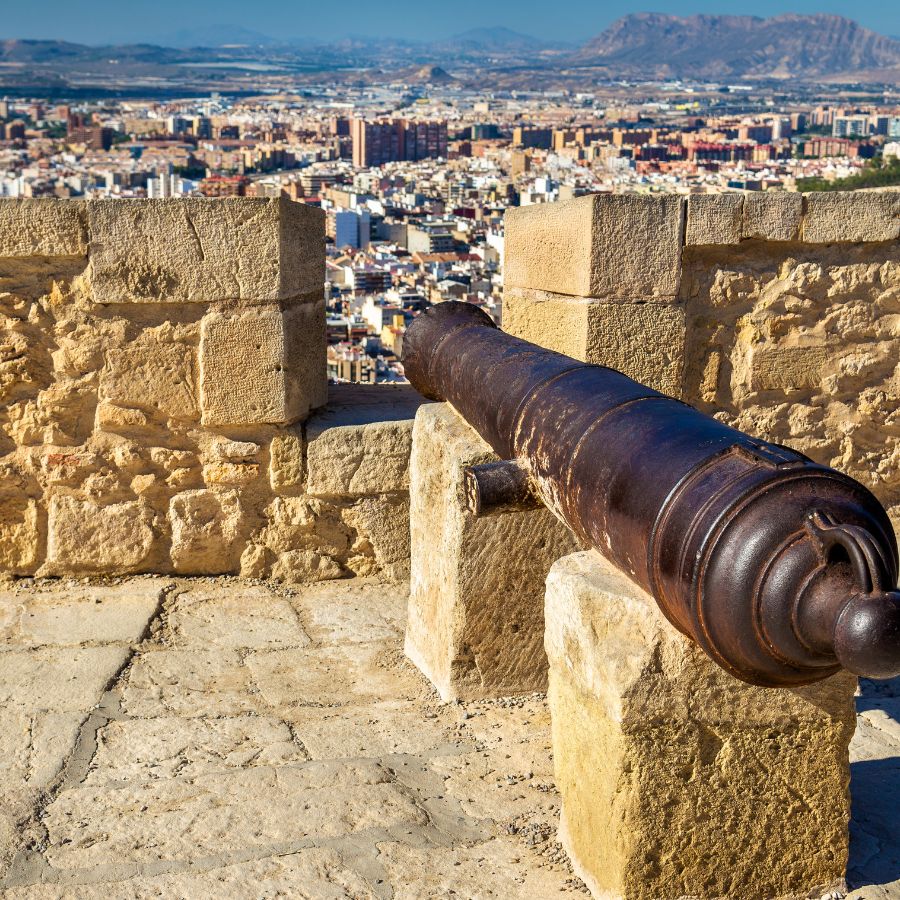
[
  {"left": 0, "top": 575, "right": 897, "bottom": 899},
  {"left": 82, "top": 715, "right": 309, "bottom": 787},
  {"left": 3, "top": 847, "right": 373, "bottom": 899},
  {"left": 246, "top": 641, "right": 426, "bottom": 710},
  {"left": 164, "top": 584, "right": 311, "bottom": 649},
  {"left": 43, "top": 762, "right": 429, "bottom": 871},
  {"left": 0, "top": 582, "right": 162, "bottom": 649},
  {"left": 123, "top": 647, "right": 257, "bottom": 718}
]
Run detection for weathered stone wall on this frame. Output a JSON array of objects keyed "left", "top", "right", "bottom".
[
  {"left": 0, "top": 199, "right": 418, "bottom": 580},
  {"left": 504, "top": 191, "right": 900, "bottom": 532}
]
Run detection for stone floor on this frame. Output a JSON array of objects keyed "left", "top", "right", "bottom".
[{"left": 0, "top": 576, "right": 897, "bottom": 900}]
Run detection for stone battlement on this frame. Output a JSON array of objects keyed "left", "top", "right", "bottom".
[
  {"left": 504, "top": 191, "right": 900, "bottom": 529},
  {"left": 0, "top": 198, "right": 417, "bottom": 581},
  {"left": 1, "top": 193, "right": 898, "bottom": 581},
  {"left": 1, "top": 194, "right": 898, "bottom": 900}
]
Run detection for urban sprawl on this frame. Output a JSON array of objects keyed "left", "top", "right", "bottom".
[{"left": 2, "top": 82, "right": 900, "bottom": 382}]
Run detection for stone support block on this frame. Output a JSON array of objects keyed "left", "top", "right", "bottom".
[
  {"left": 544, "top": 550, "right": 857, "bottom": 900},
  {"left": 199, "top": 300, "right": 326, "bottom": 426},
  {"left": 502, "top": 289, "right": 686, "bottom": 397},
  {"left": 742, "top": 191, "right": 802, "bottom": 241},
  {"left": 504, "top": 194, "right": 683, "bottom": 300},
  {"left": 87, "top": 197, "right": 324, "bottom": 303},
  {"left": 802, "top": 191, "right": 900, "bottom": 243},
  {"left": 405, "top": 403, "right": 579, "bottom": 701},
  {"left": 0, "top": 199, "right": 87, "bottom": 257},
  {"left": 45, "top": 496, "right": 156, "bottom": 574},
  {"left": 305, "top": 383, "right": 425, "bottom": 498},
  {"left": 685, "top": 193, "right": 743, "bottom": 245}
]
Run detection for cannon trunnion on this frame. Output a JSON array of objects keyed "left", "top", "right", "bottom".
[{"left": 402, "top": 301, "right": 900, "bottom": 687}]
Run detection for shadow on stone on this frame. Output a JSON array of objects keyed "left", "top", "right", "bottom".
[
  {"left": 857, "top": 676, "right": 900, "bottom": 723},
  {"left": 848, "top": 755, "right": 900, "bottom": 892}
]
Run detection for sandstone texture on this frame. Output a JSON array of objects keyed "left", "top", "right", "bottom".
[
  {"left": 0, "top": 576, "right": 589, "bottom": 897},
  {"left": 0, "top": 199, "right": 87, "bottom": 257},
  {"left": 545, "top": 550, "right": 859, "bottom": 900},
  {"left": 743, "top": 191, "right": 803, "bottom": 241},
  {"left": 681, "top": 240, "right": 900, "bottom": 511},
  {"left": 802, "top": 191, "right": 900, "bottom": 243},
  {"left": 685, "top": 193, "right": 744, "bottom": 246},
  {"left": 199, "top": 301, "right": 326, "bottom": 426},
  {"left": 503, "top": 288, "right": 685, "bottom": 396},
  {"left": 406, "top": 403, "right": 579, "bottom": 701},
  {"left": 86, "top": 197, "right": 324, "bottom": 302},
  {"left": 505, "top": 194, "right": 683, "bottom": 300},
  {"left": 0, "top": 199, "right": 412, "bottom": 582},
  {"left": 305, "top": 383, "right": 424, "bottom": 497}
]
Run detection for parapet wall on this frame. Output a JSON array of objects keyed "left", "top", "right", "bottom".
[
  {"left": 0, "top": 199, "right": 416, "bottom": 579},
  {"left": 504, "top": 191, "right": 900, "bottom": 531}
]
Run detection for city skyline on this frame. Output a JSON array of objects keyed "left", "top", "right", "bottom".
[{"left": 2, "top": 2, "right": 900, "bottom": 46}]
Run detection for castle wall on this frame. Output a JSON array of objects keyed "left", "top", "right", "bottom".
[
  {"left": 504, "top": 191, "right": 900, "bottom": 533},
  {"left": 0, "top": 199, "right": 417, "bottom": 579}
]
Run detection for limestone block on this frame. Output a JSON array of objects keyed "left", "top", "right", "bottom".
[
  {"left": 802, "top": 191, "right": 900, "bottom": 243},
  {"left": 0, "top": 199, "right": 87, "bottom": 256},
  {"left": 305, "top": 384, "right": 425, "bottom": 497},
  {"left": 270, "top": 550, "right": 344, "bottom": 583},
  {"left": 685, "top": 193, "right": 743, "bottom": 245},
  {"left": 545, "top": 551, "right": 857, "bottom": 900},
  {"left": 199, "top": 300, "right": 326, "bottom": 426},
  {"left": 405, "top": 403, "right": 579, "bottom": 701},
  {"left": 504, "top": 194, "right": 683, "bottom": 300},
  {"left": 45, "top": 496, "right": 155, "bottom": 574},
  {"left": 86, "top": 197, "right": 324, "bottom": 303},
  {"left": 748, "top": 345, "right": 828, "bottom": 393},
  {"left": 269, "top": 428, "right": 305, "bottom": 490},
  {"left": 742, "top": 191, "right": 802, "bottom": 241},
  {"left": 99, "top": 343, "right": 197, "bottom": 421},
  {"left": 342, "top": 494, "right": 411, "bottom": 580},
  {"left": 0, "top": 495, "right": 39, "bottom": 573},
  {"left": 96, "top": 402, "right": 149, "bottom": 430},
  {"left": 168, "top": 489, "right": 245, "bottom": 575},
  {"left": 202, "top": 462, "right": 260, "bottom": 486},
  {"left": 502, "top": 289, "right": 686, "bottom": 397}
]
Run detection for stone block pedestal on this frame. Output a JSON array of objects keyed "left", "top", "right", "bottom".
[
  {"left": 405, "top": 403, "right": 579, "bottom": 701},
  {"left": 545, "top": 551, "right": 858, "bottom": 900}
]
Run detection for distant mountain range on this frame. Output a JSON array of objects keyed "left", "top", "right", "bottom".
[
  {"left": 2, "top": 15, "right": 900, "bottom": 95},
  {"left": 150, "top": 25, "right": 285, "bottom": 49},
  {"left": 574, "top": 14, "right": 900, "bottom": 79}
]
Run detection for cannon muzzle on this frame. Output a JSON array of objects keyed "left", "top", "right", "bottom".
[{"left": 402, "top": 301, "right": 900, "bottom": 687}]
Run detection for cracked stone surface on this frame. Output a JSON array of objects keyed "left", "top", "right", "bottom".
[{"left": 0, "top": 576, "right": 897, "bottom": 898}]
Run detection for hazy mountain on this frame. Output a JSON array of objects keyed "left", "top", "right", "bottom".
[
  {"left": 0, "top": 39, "right": 186, "bottom": 64},
  {"left": 150, "top": 25, "right": 279, "bottom": 48},
  {"left": 440, "top": 26, "right": 567, "bottom": 52},
  {"left": 574, "top": 13, "right": 900, "bottom": 79},
  {"left": 406, "top": 65, "right": 455, "bottom": 84},
  {"left": 4, "top": 13, "right": 900, "bottom": 95},
  {"left": 0, "top": 39, "right": 106, "bottom": 62}
]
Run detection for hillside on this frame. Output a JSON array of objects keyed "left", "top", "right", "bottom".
[{"left": 574, "top": 13, "right": 900, "bottom": 79}]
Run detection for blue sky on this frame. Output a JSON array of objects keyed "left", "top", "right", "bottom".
[{"left": 3, "top": 1, "right": 900, "bottom": 45}]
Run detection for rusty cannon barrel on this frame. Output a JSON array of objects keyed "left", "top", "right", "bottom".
[{"left": 402, "top": 301, "right": 900, "bottom": 687}]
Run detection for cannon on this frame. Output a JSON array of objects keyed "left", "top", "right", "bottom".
[{"left": 402, "top": 301, "right": 900, "bottom": 687}]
